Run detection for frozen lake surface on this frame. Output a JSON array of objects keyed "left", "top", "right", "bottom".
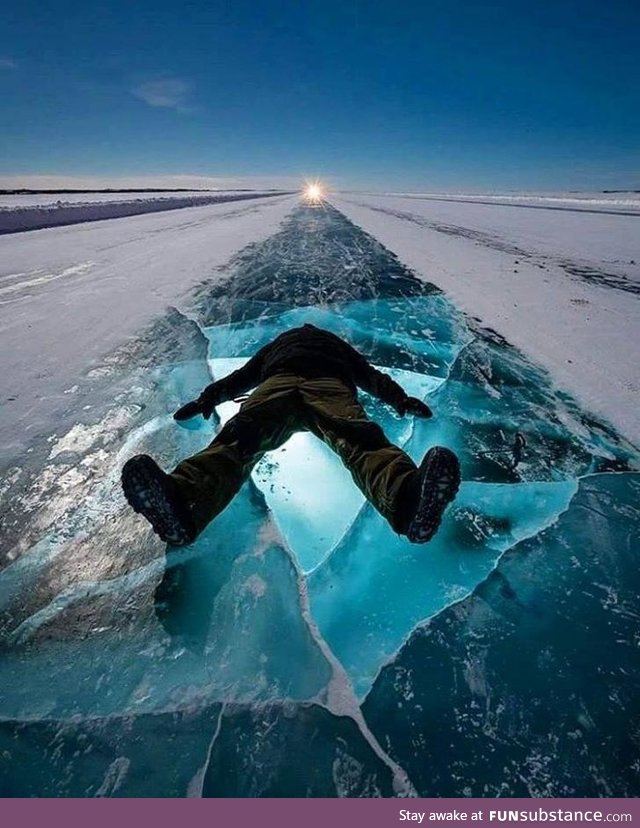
[{"left": 0, "top": 200, "right": 639, "bottom": 796}]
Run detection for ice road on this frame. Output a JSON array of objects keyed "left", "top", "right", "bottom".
[{"left": 0, "top": 197, "right": 639, "bottom": 797}]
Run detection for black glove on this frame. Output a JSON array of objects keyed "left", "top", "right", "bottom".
[
  {"left": 398, "top": 396, "right": 433, "bottom": 419},
  {"left": 173, "top": 387, "right": 218, "bottom": 421}
]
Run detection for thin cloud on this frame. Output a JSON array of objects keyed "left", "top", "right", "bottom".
[
  {"left": 132, "top": 78, "right": 191, "bottom": 111},
  {"left": 0, "top": 57, "right": 17, "bottom": 69}
]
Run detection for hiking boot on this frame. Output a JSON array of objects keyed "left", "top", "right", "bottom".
[
  {"left": 406, "top": 446, "right": 461, "bottom": 543},
  {"left": 121, "top": 454, "right": 197, "bottom": 546}
]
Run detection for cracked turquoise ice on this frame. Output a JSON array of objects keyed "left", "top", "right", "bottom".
[{"left": 190, "top": 298, "right": 592, "bottom": 695}]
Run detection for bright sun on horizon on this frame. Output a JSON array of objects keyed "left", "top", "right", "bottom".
[{"left": 303, "top": 182, "right": 324, "bottom": 203}]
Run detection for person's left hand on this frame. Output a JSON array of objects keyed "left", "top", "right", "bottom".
[
  {"left": 173, "top": 389, "right": 218, "bottom": 421},
  {"left": 399, "top": 397, "right": 433, "bottom": 418},
  {"left": 173, "top": 399, "right": 208, "bottom": 421}
]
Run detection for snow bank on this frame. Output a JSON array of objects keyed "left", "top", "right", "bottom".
[{"left": 0, "top": 190, "right": 291, "bottom": 234}]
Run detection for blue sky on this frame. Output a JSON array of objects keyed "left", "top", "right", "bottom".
[{"left": 1, "top": 0, "right": 638, "bottom": 191}]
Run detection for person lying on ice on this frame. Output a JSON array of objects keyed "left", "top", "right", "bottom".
[{"left": 121, "top": 323, "right": 461, "bottom": 546}]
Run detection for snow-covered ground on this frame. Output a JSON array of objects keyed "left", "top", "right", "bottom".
[
  {"left": 331, "top": 193, "right": 640, "bottom": 445},
  {"left": 0, "top": 193, "right": 297, "bottom": 463}
]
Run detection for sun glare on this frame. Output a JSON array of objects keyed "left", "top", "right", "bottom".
[{"left": 303, "top": 181, "right": 324, "bottom": 203}]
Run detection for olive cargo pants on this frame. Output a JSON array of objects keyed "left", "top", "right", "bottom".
[{"left": 170, "top": 374, "right": 418, "bottom": 536}]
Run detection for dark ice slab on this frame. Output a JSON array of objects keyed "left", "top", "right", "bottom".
[
  {"left": 361, "top": 472, "right": 640, "bottom": 797},
  {"left": 201, "top": 702, "right": 395, "bottom": 797},
  {"left": 192, "top": 204, "right": 436, "bottom": 326},
  {"left": 0, "top": 705, "right": 222, "bottom": 796},
  {"left": 0, "top": 700, "right": 394, "bottom": 797}
]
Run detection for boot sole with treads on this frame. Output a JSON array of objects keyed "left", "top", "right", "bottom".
[
  {"left": 121, "top": 454, "right": 197, "bottom": 546},
  {"left": 407, "top": 446, "right": 461, "bottom": 543}
]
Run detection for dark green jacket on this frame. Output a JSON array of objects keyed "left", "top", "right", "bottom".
[{"left": 203, "top": 324, "right": 409, "bottom": 411}]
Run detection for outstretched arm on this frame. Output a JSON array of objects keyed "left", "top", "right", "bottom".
[
  {"left": 174, "top": 347, "right": 266, "bottom": 420},
  {"left": 203, "top": 349, "right": 265, "bottom": 404},
  {"left": 350, "top": 347, "right": 433, "bottom": 418}
]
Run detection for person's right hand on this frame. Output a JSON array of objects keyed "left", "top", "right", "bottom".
[
  {"left": 399, "top": 397, "right": 433, "bottom": 418},
  {"left": 173, "top": 392, "right": 217, "bottom": 421}
]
